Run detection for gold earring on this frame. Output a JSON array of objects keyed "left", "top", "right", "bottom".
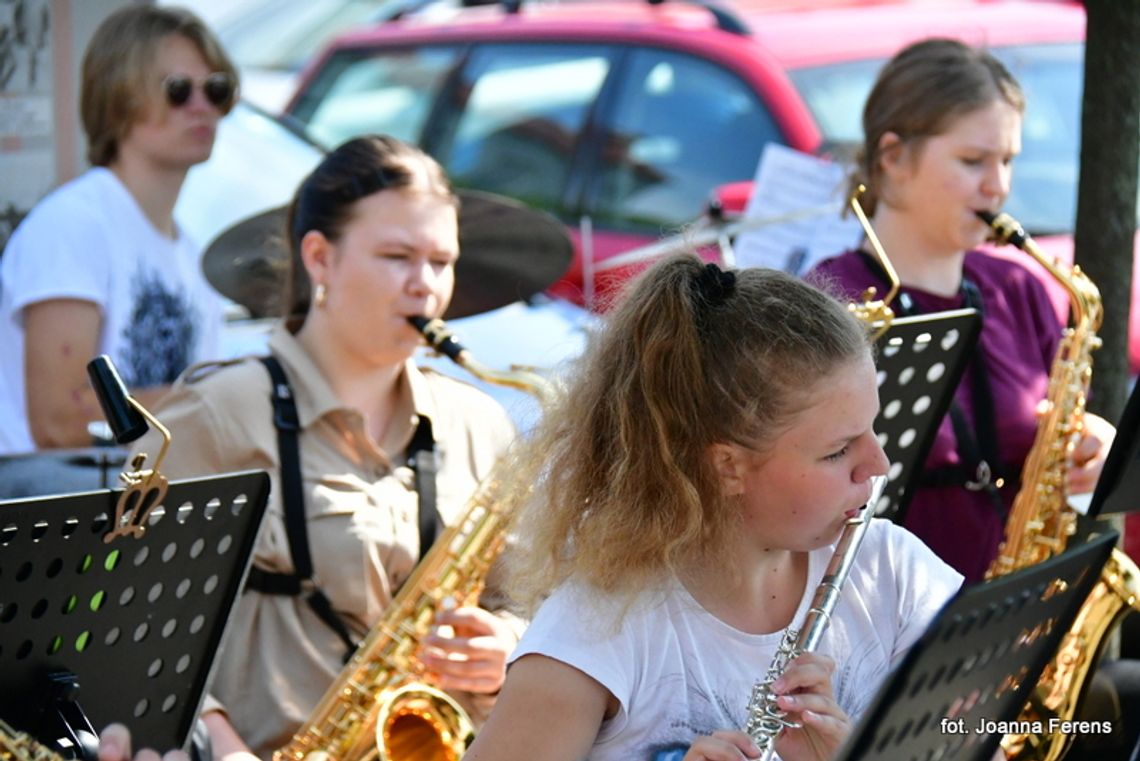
[{"left": 314, "top": 283, "right": 327, "bottom": 308}]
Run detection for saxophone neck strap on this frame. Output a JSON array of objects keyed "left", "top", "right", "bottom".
[
  {"left": 246, "top": 354, "right": 439, "bottom": 662},
  {"left": 856, "top": 251, "right": 1010, "bottom": 512},
  {"left": 408, "top": 414, "right": 439, "bottom": 559}
]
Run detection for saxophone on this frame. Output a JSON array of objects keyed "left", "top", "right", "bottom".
[
  {"left": 0, "top": 721, "right": 63, "bottom": 761},
  {"left": 743, "top": 477, "right": 886, "bottom": 760},
  {"left": 274, "top": 317, "right": 554, "bottom": 761},
  {"left": 976, "top": 211, "right": 1140, "bottom": 761}
]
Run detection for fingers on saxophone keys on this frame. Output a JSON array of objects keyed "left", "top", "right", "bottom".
[
  {"left": 424, "top": 666, "right": 503, "bottom": 694},
  {"left": 423, "top": 628, "right": 469, "bottom": 653},
  {"left": 421, "top": 632, "right": 504, "bottom": 662},
  {"left": 432, "top": 604, "right": 489, "bottom": 631}
]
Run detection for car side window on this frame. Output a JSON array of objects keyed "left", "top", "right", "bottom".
[
  {"left": 589, "top": 49, "right": 780, "bottom": 232},
  {"left": 433, "top": 44, "right": 613, "bottom": 215},
  {"left": 289, "top": 45, "right": 462, "bottom": 148}
]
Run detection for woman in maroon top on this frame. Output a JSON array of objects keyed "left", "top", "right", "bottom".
[{"left": 810, "top": 38, "right": 1116, "bottom": 586}]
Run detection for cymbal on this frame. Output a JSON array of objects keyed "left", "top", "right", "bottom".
[{"left": 201, "top": 189, "right": 573, "bottom": 320}]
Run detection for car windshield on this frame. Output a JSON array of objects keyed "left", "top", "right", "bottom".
[
  {"left": 788, "top": 42, "right": 1140, "bottom": 236},
  {"left": 217, "top": 0, "right": 405, "bottom": 71}
]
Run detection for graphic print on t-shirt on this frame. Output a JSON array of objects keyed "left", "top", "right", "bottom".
[
  {"left": 642, "top": 667, "right": 743, "bottom": 760},
  {"left": 121, "top": 270, "right": 199, "bottom": 387}
]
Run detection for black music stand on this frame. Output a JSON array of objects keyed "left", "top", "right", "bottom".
[
  {"left": 1088, "top": 377, "right": 1140, "bottom": 518},
  {"left": 835, "top": 529, "right": 1118, "bottom": 761},
  {"left": 0, "top": 470, "right": 270, "bottom": 757},
  {"left": 870, "top": 309, "right": 982, "bottom": 521}
]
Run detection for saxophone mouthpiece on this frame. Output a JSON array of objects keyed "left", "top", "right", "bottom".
[
  {"left": 407, "top": 315, "right": 466, "bottom": 364},
  {"left": 975, "top": 209, "right": 1028, "bottom": 249}
]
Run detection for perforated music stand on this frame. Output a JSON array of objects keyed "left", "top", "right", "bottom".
[
  {"left": 835, "top": 529, "right": 1118, "bottom": 761},
  {"left": 0, "top": 470, "right": 270, "bottom": 756},
  {"left": 870, "top": 308, "right": 982, "bottom": 521},
  {"left": 1088, "top": 377, "right": 1140, "bottom": 518}
]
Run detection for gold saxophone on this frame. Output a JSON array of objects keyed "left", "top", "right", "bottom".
[
  {"left": 977, "top": 211, "right": 1140, "bottom": 761},
  {"left": 274, "top": 317, "right": 555, "bottom": 761},
  {"left": 0, "top": 720, "right": 65, "bottom": 761}
]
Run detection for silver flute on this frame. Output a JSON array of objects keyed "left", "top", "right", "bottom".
[{"left": 743, "top": 475, "right": 887, "bottom": 760}]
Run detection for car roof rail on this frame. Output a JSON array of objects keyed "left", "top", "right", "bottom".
[
  {"left": 385, "top": 0, "right": 518, "bottom": 19},
  {"left": 459, "top": 0, "right": 521, "bottom": 11},
  {"left": 646, "top": 0, "right": 751, "bottom": 36}
]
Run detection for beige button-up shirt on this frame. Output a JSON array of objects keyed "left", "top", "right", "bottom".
[{"left": 133, "top": 325, "right": 517, "bottom": 759}]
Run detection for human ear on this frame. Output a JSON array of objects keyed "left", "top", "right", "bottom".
[
  {"left": 299, "top": 229, "right": 333, "bottom": 288},
  {"left": 709, "top": 442, "right": 747, "bottom": 497},
  {"left": 876, "top": 131, "right": 907, "bottom": 175}
]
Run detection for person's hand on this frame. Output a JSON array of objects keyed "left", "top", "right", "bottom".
[
  {"left": 97, "top": 724, "right": 189, "bottom": 761},
  {"left": 200, "top": 710, "right": 260, "bottom": 761},
  {"left": 681, "top": 730, "right": 760, "bottom": 760},
  {"left": 1068, "top": 412, "right": 1116, "bottom": 495},
  {"left": 419, "top": 604, "right": 518, "bottom": 694},
  {"left": 768, "top": 653, "right": 851, "bottom": 761}
]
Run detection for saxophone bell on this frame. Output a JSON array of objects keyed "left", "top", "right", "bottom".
[
  {"left": 373, "top": 683, "right": 475, "bottom": 761},
  {"left": 276, "top": 317, "right": 552, "bottom": 761}
]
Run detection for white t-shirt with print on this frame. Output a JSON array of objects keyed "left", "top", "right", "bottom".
[
  {"left": 510, "top": 519, "right": 963, "bottom": 761},
  {"left": 0, "top": 167, "right": 222, "bottom": 454}
]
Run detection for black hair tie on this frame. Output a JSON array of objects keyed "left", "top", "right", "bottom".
[{"left": 693, "top": 262, "right": 736, "bottom": 305}]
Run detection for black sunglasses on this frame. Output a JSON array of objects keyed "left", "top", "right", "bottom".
[{"left": 163, "top": 72, "right": 236, "bottom": 110}]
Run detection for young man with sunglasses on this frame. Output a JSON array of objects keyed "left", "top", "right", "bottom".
[{"left": 0, "top": 6, "right": 238, "bottom": 462}]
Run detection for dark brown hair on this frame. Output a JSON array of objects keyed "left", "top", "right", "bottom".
[{"left": 283, "top": 134, "right": 457, "bottom": 320}]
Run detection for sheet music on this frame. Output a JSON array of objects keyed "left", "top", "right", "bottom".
[{"left": 733, "top": 143, "right": 863, "bottom": 275}]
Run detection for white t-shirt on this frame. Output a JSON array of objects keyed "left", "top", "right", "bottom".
[
  {"left": 510, "top": 519, "right": 963, "bottom": 761},
  {"left": 0, "top": 167, "right": 222, "bottom": 454}
]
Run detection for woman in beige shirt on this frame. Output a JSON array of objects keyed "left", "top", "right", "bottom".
[{"left": 133, "top": 135, "right": 520, "bottom": 760}]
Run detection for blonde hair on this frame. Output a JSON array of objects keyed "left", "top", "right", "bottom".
[
  {"left": 81, "top": 5, "right": 237, "bottom": 167},
  {"left": 505, "top": 253, "right": 870, "bottom": 613},
  {"left": 851, "top": 37, "right": 1025, "bottom": 215}
]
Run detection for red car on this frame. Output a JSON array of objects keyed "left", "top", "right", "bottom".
[{"left": 284, "top": 0, "right": 1140, "bottom": 368}]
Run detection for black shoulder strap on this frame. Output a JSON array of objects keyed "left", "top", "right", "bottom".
[
  {"left": 247, "top": 355, "right": 441, "bottom": 660},
  {"left": 957, "top": 280, "right": 1004, "bottom": 477},
  {"left": 249, "top": 355, "right": 357, "bottom": 660},
  {"left": 407, "top": 416, "right": 439, "bottom": 562},
  {"left": 258, "top": 355, "right": 311, "bottom": 578},
  {"left": 855, "top": 251, "right": 1009, "bottom": 512}
]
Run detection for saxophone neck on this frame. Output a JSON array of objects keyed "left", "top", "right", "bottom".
[
  {"left": 975, "top": 210, "right": 1102, "bottom": 332},
  {"left": 848, "top": 185, "right": 899, "bottom": 338},
  {"left": 408, "top": 315, "right": 557, "bottom": 403}
]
